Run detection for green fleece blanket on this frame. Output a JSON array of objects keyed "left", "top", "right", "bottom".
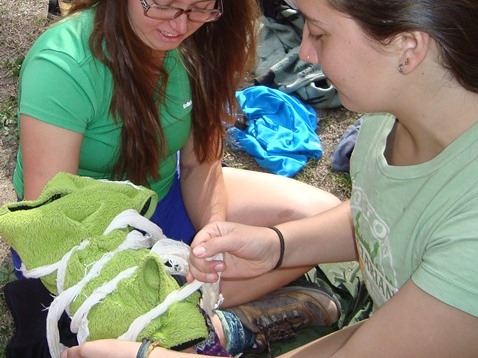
[{"left": 0, "top": 173, "right": 208, "bottom": 357}]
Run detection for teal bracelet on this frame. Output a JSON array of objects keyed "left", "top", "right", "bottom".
[{"left": 137, "top": 338, "right": 159, "bottom": 358}]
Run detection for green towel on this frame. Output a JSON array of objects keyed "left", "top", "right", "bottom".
[
  {"left": 0, "top": 173, "right": 208, "bottom": 354},
  {"left": 55, "top": 227, "right": 207, "bottom": 349},
  {"left": 0, "top": 172, "right": 157, "bottom": 291}
]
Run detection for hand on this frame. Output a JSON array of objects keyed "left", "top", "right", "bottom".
[
  {"left": 187, "top": 221, "right": 279, "bottom": 283},
  {"left": 61, "top": 340, "right": 140, "bottom": 358}
]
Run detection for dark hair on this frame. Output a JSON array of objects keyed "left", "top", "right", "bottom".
[
  {"left": 68, "top": 0, "right": 259, "bottom": 184},
  {"left": 327, "top": 0, "right": 478, "bottom": 93}
]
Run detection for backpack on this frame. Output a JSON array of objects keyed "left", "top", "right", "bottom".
[{"left": 254, "top": 0, "right": 341, "bottom": 109}]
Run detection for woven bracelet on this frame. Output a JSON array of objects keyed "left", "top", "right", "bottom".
[
  {"left": 268, "top": 226, "right": 285, "bottom": 270},
  {"left": 137, "top": 338, "right": 160, "bottom": 358}
]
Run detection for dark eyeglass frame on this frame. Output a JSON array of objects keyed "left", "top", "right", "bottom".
[{"left": 139, "top": 0, "right": 223, "bottom": 23}]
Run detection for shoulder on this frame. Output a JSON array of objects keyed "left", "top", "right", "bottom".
[{"left": 25, "top": 9, "right": 95, "bottom": 67}]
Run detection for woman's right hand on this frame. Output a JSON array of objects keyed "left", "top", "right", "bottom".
[
  {"left": 187, "top": 222, "right": 281, "bottom": 283},
  {"left": 61, "top": 340, "right": 196, "bottom": 358},
  {"left": 60, "top": 340, "right": 140, "bottom": 358}
]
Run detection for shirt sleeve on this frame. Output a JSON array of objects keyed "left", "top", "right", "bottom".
[
  {"left": 19, "top": 49, "right": 96, "bottom": 134},
  {"left": 412, "top": 198, "right": 478, "bottom": 317}
]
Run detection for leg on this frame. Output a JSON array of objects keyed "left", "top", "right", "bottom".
[
  {"left": 221, "top": 167, "right": 340, "bottom": 305},
  {"left": 223, "top": 167, "right": 340, "bottom": 225},
  {"left": 210, "top": 281, "right": 342, "bottom": 356}
]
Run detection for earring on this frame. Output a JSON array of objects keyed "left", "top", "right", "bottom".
[
  {"left": 306, "top": 55, "right": 311, "bottom": 61},
  {"left": 398, "top": 58, "right": 409, "bottom": 74}
]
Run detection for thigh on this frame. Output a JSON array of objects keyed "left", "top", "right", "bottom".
[{"left": 223, "top": 167, "right": 340, "bottom": 226}]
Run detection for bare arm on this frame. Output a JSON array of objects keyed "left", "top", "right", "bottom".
[
  {"left": 188, "top": 201, "right": 357, "bottom": 283},
  {"left": 61, "top": 340, "right": 196, "bottom": 358},
  {"left": 274, "top": 200, "right": 356, "bottom": 267},
  {"left": 281, "top": 280, "right": 478, "bottom": 358},
  {"left": 179, "top": 131, "right": 226, "bottom": 229},
  {"left": 20, "top": 114, "right": 83, "bottom": 200}
]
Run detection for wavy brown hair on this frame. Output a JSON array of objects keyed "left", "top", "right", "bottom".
[{"left": 68, "top": 0, "right": 259, "bottom": 184}]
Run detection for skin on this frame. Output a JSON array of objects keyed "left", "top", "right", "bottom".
[
  {"left": 25, "top": 1, "right": 340, "bottom": 356},
  {"left": 126, "top": 0, "right": 213, "bottom": 52}
]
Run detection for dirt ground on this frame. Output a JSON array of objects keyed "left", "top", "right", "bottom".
[{"left": 0, "top": 0, "right": 51, "bottom": 267}]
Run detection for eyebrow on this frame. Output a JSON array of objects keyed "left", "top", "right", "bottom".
[
  {"left": 301, "top": 12, "right": 325, "bottom": 26},
  {"left": 159, "top": 0, "right": 214, "bottom": 5},
  {"left": 190, "top": 0, "right": 215, "bottom": 4}
]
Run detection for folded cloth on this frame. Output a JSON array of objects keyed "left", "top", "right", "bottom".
[
  {"left": 254, "top": 1, "right": 340, "bottom": 109},
  {"left": 227, "top": 86, "right": 322, "bottom": 177},
  {"left": 331, "top": 117, "right": 363, "bottom": 173}
]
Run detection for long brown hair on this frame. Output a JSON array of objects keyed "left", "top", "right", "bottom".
[{"left": 68, "top": 0, "right": 259, "bottom": 184}]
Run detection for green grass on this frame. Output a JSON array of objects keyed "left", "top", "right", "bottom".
[
  {"left": 2, "top": 55, "right": 24, "bottom": 78},
  {"left": 0, "top": 98, "right": 18, "bottom": 143},
  {"left": 0, "top": 55, "right": 23, "bottom": 143}
]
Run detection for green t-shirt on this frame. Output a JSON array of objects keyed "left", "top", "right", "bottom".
[
  {"left": 350, "top": 113, "right": 478, "bottom": 317},
  {"left": 14, "top": 9, "right": 192, "bottom": 200}
]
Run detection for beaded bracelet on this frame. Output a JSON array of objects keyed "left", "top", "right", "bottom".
[
  {"left": 137, "top": 338, "right": 160, "bottom": 358},
  {"left": 268, "top": 226, "right": 285, "bottom": 270}
]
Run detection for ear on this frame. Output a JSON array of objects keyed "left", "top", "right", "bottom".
[{"left": 395, "top": 31, "right": 430, "bottom": 75}]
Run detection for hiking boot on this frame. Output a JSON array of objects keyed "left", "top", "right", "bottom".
[{"left": 226, "top": 284, "right": 341, "bottom": 352}]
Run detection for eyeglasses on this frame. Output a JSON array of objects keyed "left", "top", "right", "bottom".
[{"left": 140, "top": 0, "right": 223, "bottom": 23}]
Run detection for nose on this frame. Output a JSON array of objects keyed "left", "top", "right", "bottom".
[
  {"left": 299, "top": 36, "right": 319, "bottom": 64},
  {"left": 299, "top": 28, "right": 318, "bottom": 64},
  {"left": 170, "top": 13, "right": 188, "bottom": 34},
  {"left": 299, "top": 43, "right": 317, "bottom": 64}
]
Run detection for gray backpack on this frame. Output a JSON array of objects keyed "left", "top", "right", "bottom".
[{"left": 255, "top": 0, "right": 341, "bottom": 109}]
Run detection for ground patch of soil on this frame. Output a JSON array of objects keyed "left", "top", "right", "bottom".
[{"left": 0, "top": 0, "right": 50, "bottom": 272}]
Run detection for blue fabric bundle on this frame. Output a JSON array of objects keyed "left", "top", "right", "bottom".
[{"left": 227, "top": 86, "right": 322, "bottom": 177}]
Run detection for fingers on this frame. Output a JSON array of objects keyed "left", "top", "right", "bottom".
[
  {"left": 191, "top": 222, "right": 239, "bottom": 260},
  {"left": 61, "top": 340, "right": 139, "bottom": 358},
  {"left": 188, "top": 222, "right": 276, "bottom": 282},
  {"left": 188, "top": 247, "right": 226, "bottom": 283},
  {"left": 61, "top": 346, "right": 78, "bottom": 358},
  {"left": 188, "top": 222, "right": 235, "bottom": 282}
]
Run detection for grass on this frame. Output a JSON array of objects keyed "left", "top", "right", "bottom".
[
  {"left": 0, "top": 56, "right": 23, "bottom": 144},
  {"left": 2, "top": 56, "right": 24, "bottom": 78},
  {"left": 0, "top": 98, "right": 19, "bottom": 144}
]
